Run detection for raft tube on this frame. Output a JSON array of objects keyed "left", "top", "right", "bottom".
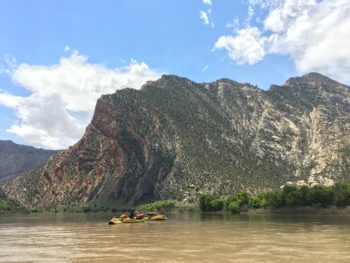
[
  {"left": 108, "top": 218, "right": 122, "bottom": 224},
  {"left": 151, "top": 215, "right": 167, "bottom": 221},
  {"left": 122, "top": 218, "right": 144, "bottom": 223}
]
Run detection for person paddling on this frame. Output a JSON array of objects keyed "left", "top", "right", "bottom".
[
  {"left": 120, "top": 210, "right": 129, "bottom": 219},
  {"left": 157, "top": 210, "right": 164, "bottom": 215},
  {"left": 136, "top": 211, "right": 144, "bottom": 220}
]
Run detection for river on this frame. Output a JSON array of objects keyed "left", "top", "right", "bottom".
[{"left": 0, "top": 211, "right": 350, "bottom": 262}]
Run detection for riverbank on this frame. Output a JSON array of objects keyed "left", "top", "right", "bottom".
[
  {"left": 0, "top": 199, "right": 28, "bottom": 214},
  {"left": 246, "top": 206, "right": 350, "bottom": 215},
  {"left": 2, "top": 194, "right": 350, "bottom": 216},
  {"left": 0, "top": 199, "right": 181, "bottom": 214},
  {"left": 2, "top": 202, "right": 350, "bottom": 217}
]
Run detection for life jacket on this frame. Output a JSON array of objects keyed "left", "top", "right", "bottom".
[
  {"left": 120, "top": 213, "right": 129, "bottom": 219},
  {"left": 136, "top": 213, "right": 144, "bottom": 219}
]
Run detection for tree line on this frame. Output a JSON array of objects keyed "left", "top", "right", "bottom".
[{"left": 199, "top": 182, "right": 350, "bottom": 213}]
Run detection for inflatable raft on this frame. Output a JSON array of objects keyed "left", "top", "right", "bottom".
[
  {"left": 122, "top": 218, "right": 144, "bottom": 223},
  {"left": 108, "top": 217, "right": 144, "bottom": 224},
  {"left": 108, "top": 217, "right": 122, "bottom": 224},
  {"left": 151, "top": 214, "right": 167, "bottom": 221},
  {"left": 108, "top": 211, "right": 167, "bottom": 224}
]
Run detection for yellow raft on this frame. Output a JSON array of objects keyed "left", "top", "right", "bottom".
[
  {"left": 122, "top": 218, "right": 144, "bottom": 223},
  {"left": 151, "top": 214, "right": 167, "bottom": 221},
  {"left": 108, "top": 217, "right": 122, "bottom": 224},
  {"left": 108, "top": 217, "right": 144, "bottom": 224}
]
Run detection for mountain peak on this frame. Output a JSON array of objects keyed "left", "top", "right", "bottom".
[
  {"left": 284, "top": 72, "right": 340, "bottom": 87},
  {"left": 302, "top": 72, "right": 328, "bottom": 79},
  {"left": 141, "top": 74, "right": 195, "bottom": 91},
  {"left": 157, "top": 74, "right": 194, "bottom": 84}
]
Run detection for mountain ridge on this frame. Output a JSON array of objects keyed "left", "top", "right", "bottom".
[
  {"left": 2, "top": 72, "right": 350, "bottom": 208},
  {"left": 0, "top": 140, "right": 60, "bottom": 182}
]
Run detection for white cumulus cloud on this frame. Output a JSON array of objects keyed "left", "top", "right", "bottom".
[
  {"left": 200, "top": 9, "right": 214, "bottom": 28},
  {"left": 203, "top": 0, "right": 212, "bottom": 6},
  {"left": 216, "top": 0, "right": 350, "bottom": 84},
  {"left": 227, "top": 17, "right": 240, "bottom": 32},
  {"left": 214, "top": 27, "right": 266, "bottom": 65},
  {"left": 200, "top": 10, "right": 210, "bottom": 25},
  {"left": 199, "top": 0, "right": 214, "bottom": 28},
  {"left": 0, "top": 50, "right": 161, "bottom": 149}
]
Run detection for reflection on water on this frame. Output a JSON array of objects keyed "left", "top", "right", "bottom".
[{"left": 1, "top": 211, "right": 350, "bottom": 262}]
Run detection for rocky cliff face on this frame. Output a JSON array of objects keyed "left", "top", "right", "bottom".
[
  {"left": 0, "top": 140, "right": 59, "bottom": 181},
  {"left": 2, "top": 73, "right": 350, "bottom": 208}
]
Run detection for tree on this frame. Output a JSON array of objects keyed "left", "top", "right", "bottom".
[
  {"left": 266, "top": 191, "right": 284, "bottom": 208},
  {"left": 285, "top": 190, "right": 303, "bottom": 207},
  {"left": 199, "top": 194, "right": 224, "bottom": 212},
  {"left": 333, "top": 183, "right": 350, "bottom": 207},
  {"left": 307, "top": 185, "right": 333, "bottom": 208},
  {"left": 228, "top": 201, "right": 240, "bottom": 213}
]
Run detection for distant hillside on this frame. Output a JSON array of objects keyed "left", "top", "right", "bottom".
[
  {"left": 0, "top": 140, "right": 59, "bottom": 181},
  {"left": 3, "top": 73, "right": 350, "bottom": 208}
]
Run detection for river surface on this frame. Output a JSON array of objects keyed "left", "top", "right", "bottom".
[{"left": 1, "top": 211, "right": 350, "bottom": 262}]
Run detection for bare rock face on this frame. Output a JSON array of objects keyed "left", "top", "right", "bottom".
[
  {"left": 0, "top": 140, "right": 59, "bottom": 181},
  {"left": 2, "top": 73, "right": 350, "bottom": 208}
]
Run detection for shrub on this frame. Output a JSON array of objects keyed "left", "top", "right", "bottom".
[
  {"left": 282, "top": 185, "right": 299, "bottom": 195},
  {"left": 249, "top": 194, "right": 267, "bottom": 208},
  {"left": 224, "top": 196, "right": 236, "bottom": 210},
  {"left": 224, "top": 191, "right": 252, "bottom": 213},
  {"left": 265, "top": 191, "right": 284, "bottom": 208},
  {"left": 307, "top": 185, "right": 333, "bottom": 208},
  {"left": 210, "top": 198, "right": 224, "bottom": 211},
  {"left": 0, "top": 200, "right": 15, "bottom": 211},
  {"left": 204, "top": 183, "right": 350, "bottom": 213},
  {"left": 30, "top": 207, "right": 40, "bottom": 213},
  {"left": 228, "top": 201, "right": 240, "bottom": 213},
  {"left": 199, "top": 194, "right": 224, "bottom": 212},
  {"left": 299, "top": 185, "right": 310, "bottom": 205},
  {"left": 225, "top": 192, "right": 250, "bottom": 209},
  {"left": 139, "top": 200, "right": 175, "bottom": 212},
  {"left": 285, "top": 189, "right": 303, "bottom": 207},
  {"left": 81, "top": 206, "right": 92, "bottom": 213},
  {"left": 235, "top": 192, "right": 250, "bottom": 207},
  {"left": 333, "top": 183, "right": 350, "bottom": 207}
]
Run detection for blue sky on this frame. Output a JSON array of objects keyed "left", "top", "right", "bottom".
[{"left": 0, "top": 0, "right": 349, "bottom": 149}]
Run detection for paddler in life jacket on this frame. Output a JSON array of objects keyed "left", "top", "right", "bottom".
[
  {"left": 129, "top": 210, "right": 136, "bottom": 219},
  {"left": 157, "top": 210, "right": 164, "bottom": 215},
  {"left": 119, "top": 210, "right": 129, "bottom": 219},
  {"left": 135, "top": 211, "right": 145, "bottom": 220}
]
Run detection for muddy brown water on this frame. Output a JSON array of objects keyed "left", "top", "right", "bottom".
[{"left": 1, "top": 211, "right": 350, "bottom": 262}]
